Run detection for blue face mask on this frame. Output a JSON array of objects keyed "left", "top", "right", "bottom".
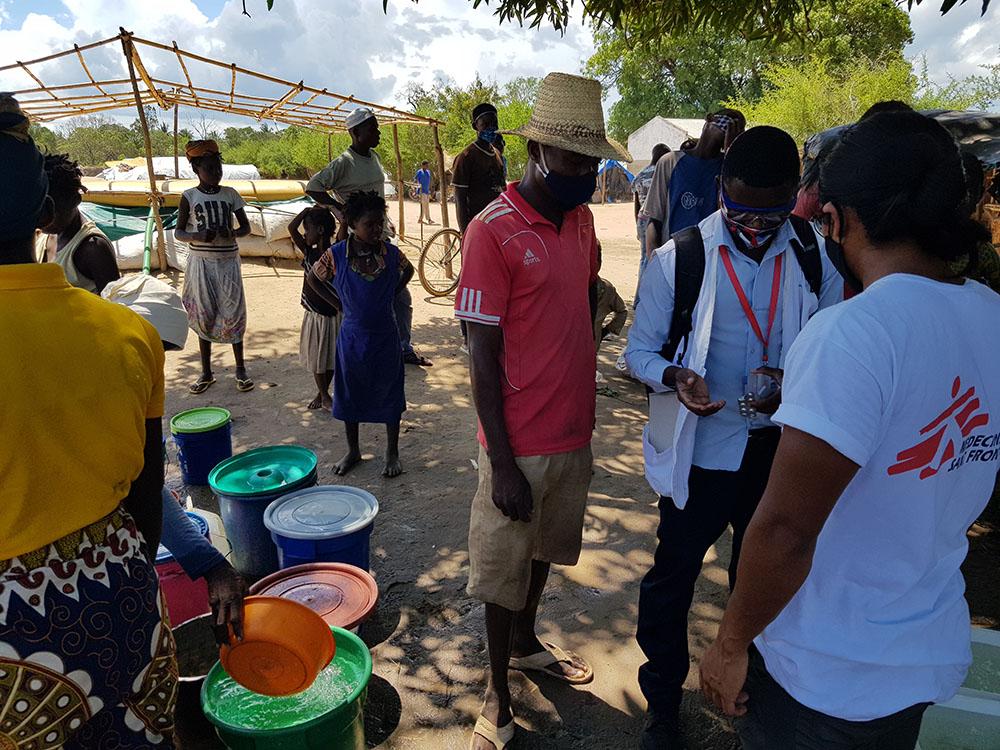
[
  {"left": 479, "top": 128, "right": 498, "bottom": 144},
  {"left": 538, "top": 147, "right": 597, "bottom": 211}
]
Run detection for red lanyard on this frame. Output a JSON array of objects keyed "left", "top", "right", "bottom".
[{"left": 719, "top": 246, "right": 782, "bottom": 365}]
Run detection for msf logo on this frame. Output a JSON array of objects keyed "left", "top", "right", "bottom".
[{"left": 888, "top": 376, "right": 991, "bottom": 480}]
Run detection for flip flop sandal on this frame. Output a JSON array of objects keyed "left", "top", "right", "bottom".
[
  {"left": 236, "top": 377, "right": 255, "bottom": 392},
  {"left": 508, "top": 642, "right": 594, "bottom": 685},
  {"left": 403, "top": 351, "right": 433, "bottom": 366},
  {"left": 470, "top": 713, "right": 515, "bottom": 750},
  {"left": 189, "top": 377, "right": 216, "bottom": 395}
]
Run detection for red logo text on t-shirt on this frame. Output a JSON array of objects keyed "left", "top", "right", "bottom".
[{"left": 888, "top": 376, "right": 993, "bottom": 480}]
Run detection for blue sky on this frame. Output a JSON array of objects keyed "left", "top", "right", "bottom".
[{"left": 0, "top": 0, "right": 995, "bottom": 134}]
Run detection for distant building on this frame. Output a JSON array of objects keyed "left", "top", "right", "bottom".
[{"left": 627, "top": 116, "right": 706, "bottom": 171}]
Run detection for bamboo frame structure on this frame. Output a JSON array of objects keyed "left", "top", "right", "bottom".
[
  {"left": 120, "top": 31, "right": 168, "bottom": 272},
  {"left": 1, "top": 29, "right": 443, "bottom": 265},
  {"left": 392, "top": 123, "right": 405, "bottom": 241},
  {"left": 432, "top": 124, "right": 450, "bottom": 229}
]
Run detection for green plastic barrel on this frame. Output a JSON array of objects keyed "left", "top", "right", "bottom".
[{"left": 201, "top": 626, "right": 372, "bottom": 749}]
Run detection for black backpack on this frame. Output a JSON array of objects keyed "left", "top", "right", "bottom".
[{"left": 659, "top": 214, "right": 823, "bottom": 363}]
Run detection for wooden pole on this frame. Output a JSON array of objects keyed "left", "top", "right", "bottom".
[
  {"left": 327, "top": 133, "right": 332, "bottom": 162},
  {"left": 433, "top": 124, "right": 449, "bottom": 229},
  {"left": 121, "top": 30, "right": 167, "bottom": 273},
  {"left": 173, "top": 103, "right": 180, "bottom": 178},
  {"left": 392, "top": 123, "right": 405, "bottom": 242}
]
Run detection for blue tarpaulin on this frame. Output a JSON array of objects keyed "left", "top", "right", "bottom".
[{"left": 598, "top": 160, "right": 635, "bottom": 182}]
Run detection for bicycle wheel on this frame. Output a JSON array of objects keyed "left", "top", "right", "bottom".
[{"left": 418, "top": 228, "right": 463, "bottom": 297}]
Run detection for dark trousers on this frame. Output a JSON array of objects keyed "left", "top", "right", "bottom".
[
  {"left": 636, "top": 428, "right": 781, "bottom": 716},
  {"left": 738, "top": 647, "right": 928, "bottom": 749}
]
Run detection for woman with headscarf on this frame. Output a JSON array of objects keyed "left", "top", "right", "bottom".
[{"left": 0, "top": 95, "right": 177, "bottom": 747}]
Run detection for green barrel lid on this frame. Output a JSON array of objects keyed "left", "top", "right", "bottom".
[
  {"left": 209, "top": 445, "right": 318, "bottom": 498},
  {"left": 170, "top": 407, "right": 232, "bottom": 435}
]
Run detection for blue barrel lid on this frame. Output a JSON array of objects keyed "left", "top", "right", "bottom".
[
  {"left": 156, "top": 511, "right": 211, "bottom": 564},
  {"left": 263, "top": 485, "right": 379, "bottom": 540}
]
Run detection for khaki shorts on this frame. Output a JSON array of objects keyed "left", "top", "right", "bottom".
[{"left": 467, "top": 443, "right": 593, "bottom": 611}]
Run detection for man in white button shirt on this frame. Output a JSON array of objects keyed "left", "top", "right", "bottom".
[
  {"left": 700, "top": 111, "right": 1000, "bottom": 749},
  {"left": 624, "top": 126, "right": 843, "bottom": 748}
]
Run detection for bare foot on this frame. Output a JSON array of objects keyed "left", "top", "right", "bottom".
[
  {"left": 472, "top": 688, "right": 513, "bottom": 750},
  {"left": 307, "top": 393, "right": 324, "bottom": 410},
  {"left": 382, "top": 454, "right": 403, "bottom": 478},
  {"left": 322, "top": 393, "right": 333, "bottom": 410},
  {"left": 334, "top": 450, "right": 362, "bottom": 475}
]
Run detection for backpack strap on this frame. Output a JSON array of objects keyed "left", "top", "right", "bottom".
[
  {"left": 659, "top": 225, "right": 706, "bottom": 364},
  {"left": 788, "top": 214, "right": 823, "bottom": 298}
]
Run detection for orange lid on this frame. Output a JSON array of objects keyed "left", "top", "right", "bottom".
[
  {"left": 219, "top": 596, "right": 335, "bottom": 696},
  {"left": 249, "top": 563, "right": 379, "bottom": 631}
]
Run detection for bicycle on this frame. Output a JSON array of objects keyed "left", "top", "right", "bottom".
[{"left": 417, "top": 226, "right": 463, "bottom": 297}]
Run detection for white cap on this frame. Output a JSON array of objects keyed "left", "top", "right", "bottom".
[
  {"left": 345, "top": 107, "right": 375, "bottom": 130},
  {"left": 102, "top": 274, "right": 189, "bottom": 350}
]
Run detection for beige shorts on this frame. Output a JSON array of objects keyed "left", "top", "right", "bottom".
[{"left": 467, "top": 443, "right": 593, "bottom": 611}]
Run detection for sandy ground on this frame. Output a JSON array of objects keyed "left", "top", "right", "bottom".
[{"left": 161, "top": 200, "right": 998, "bottom": 749}]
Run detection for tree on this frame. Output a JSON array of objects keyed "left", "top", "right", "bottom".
[
  {"left": 727, "top": 56, "right": 1000, "bottom": 143},
  {"left": 392, "top": 76, "right": 538, "bottom": 180},
  {"left": 29, "top": 124, "right": 61, "bottom": 154},
  {"left": 374, "top": 0, "right": 991, "bottom": 46},
  {"left": 586, "top": 0, "right": 914, "bottom": 142}
]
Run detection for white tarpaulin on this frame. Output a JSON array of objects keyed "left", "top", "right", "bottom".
[{"left": 99, "top": 158, "right": 261, "bottom": 181}]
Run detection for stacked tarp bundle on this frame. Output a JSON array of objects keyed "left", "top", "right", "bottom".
[
  {"left": 82, "top": 199, "right": 312, "bottom": 271},
  {"left": 99, "top": 157, "right": 261, "bottom": 181}
]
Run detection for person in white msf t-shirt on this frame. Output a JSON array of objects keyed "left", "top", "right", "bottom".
[{"left": 699, "top": 110, "right": 1000, "bottom": 749}]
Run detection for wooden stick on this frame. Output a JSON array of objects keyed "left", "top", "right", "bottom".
[
  {"left": 392, "top": 123, "right": 405, "bottom": 241},
  {"left": 173, "top": 102, "right": 180, "bottom": 178},
  {"left": 74, "top": 45, "right": 110, "bottom": 97},
  {"left": 172, "top": 41, "right": 200, "bottom": 107},
  {"left": 433, "top": 124, "right": 450, "bottom": 229},
  {"left": 16, "top": 62, "right": 85, "bottom": 115},
  {"left": 327, "top": 133, "right": 332, "bottom": 161},
  {"left": 121, "top": 32, "right": 168, "bottom": 109},
  {"left": 3, "top": 79, "right": 133, "bottom": 97},
  {"left": 121, "top": 31, "right": 168, "bottom": 273},
  {"left": 0, "top": 33, "right": 120, "bottom": 72},
  {"left": 259, "top": 81, "right": 302, "bottom": 119},
  {"left": 229, "top": 63, "right": 237, "bottom": 111},
  {"left": 23, "top": 96, "right": 159, "bottom": 120}
]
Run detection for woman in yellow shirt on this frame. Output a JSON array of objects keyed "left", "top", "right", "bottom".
[{"left": 0, "top": 96, "right": 176, "bottom": 748}]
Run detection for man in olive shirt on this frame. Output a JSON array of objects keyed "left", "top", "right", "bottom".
[
  {"left": 453, "top": 102, "right": 506, "bottom": 232},
  {"left": 307, "top": 107, "right": 432, "bottom": 366}
]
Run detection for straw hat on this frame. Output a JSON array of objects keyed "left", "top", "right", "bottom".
[{"left": 507, "top": 72, "right": 631, "bottom": 162}]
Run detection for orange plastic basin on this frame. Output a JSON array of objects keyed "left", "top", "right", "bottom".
[{"left": 219, "top": 596, "right": 335, "bottom": 696}]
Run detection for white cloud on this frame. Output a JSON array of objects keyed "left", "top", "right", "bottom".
[{"left": 906, "top": 1, "right": 1000, "bottom": 83}]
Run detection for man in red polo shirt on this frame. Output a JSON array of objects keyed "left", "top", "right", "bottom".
[{"left": 455, "top": 72, "right": 632, "bottom": 750}]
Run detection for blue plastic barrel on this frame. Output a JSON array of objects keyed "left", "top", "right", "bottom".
[
  {"left": 208, "top": 446, "right": 319, "bottom": 579},
  {"left": 171, "top": 407, "right": 233, "bottom": 486},
  {"left": 264, "top": 486, "right": 379, "bottom": 572}
]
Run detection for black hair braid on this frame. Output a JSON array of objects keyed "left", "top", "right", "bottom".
[
  {"left": 819, "top": 111, "right": 988, "bottom": 264},
  {"left": 344, "top": 190, "right": 386, "bottom": 225},
  {"left": 42, "top": 152, "right": 84, "bottom": 201}
]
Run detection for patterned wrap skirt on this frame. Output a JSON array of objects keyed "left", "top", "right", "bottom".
[
  {"left": 182, "top": 249, "right": 247, "bottom": 344},
  {"left": 0, "top": 508, "right": 177, "bottom": 749}
]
